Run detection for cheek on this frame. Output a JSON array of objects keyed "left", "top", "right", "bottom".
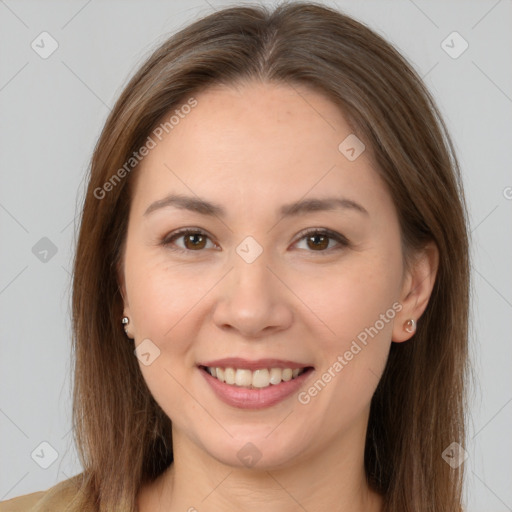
[
  {"left": 293, "top": 252, "right": 401, "bottom": 407},
  {"left": 125, "top": 244, "right": 211, "bottom": 341},
  {"left": 297, "top": 252, "right": 401, "bottom": 347},
  {"left": 124, "top": 252, "right": 210, "bottom": 423}
]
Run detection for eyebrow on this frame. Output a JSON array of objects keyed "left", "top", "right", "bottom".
[{"left": 143, "top": 193, "right": 369, "bottom": 218}]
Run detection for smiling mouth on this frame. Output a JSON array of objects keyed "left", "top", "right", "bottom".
[{"left": 199, "top": 365, "right": 314, "bottom": 389}]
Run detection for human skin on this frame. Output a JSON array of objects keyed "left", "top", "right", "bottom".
[{"left": 118, "top": 81, "right": 438, "bottom": 512}]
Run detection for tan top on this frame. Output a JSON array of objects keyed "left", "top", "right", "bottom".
[{"left": 0, "top": 476, "right": 81, "bottom": 512}]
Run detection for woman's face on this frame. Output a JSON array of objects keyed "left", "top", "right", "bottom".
[{"left": 119, "top": 81, "right": 411, "bottom": 469}]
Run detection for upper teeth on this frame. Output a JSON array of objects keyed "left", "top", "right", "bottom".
[{"left": 206, "top": 367, "right": 305, "bottom": 388}]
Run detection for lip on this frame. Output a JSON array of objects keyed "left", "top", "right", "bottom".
[
  {"left": 198, "top": 365, "right": 315, "bottom": 410},
  {"left": 198, "top": 357, "right": 310, "bottom": 371}
]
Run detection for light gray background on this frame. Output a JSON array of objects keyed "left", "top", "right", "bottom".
[{"left": 1, "top": 1, "right": 511, "bottom": 510}]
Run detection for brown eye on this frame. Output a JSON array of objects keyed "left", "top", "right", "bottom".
[
  {"left": 183, "top": 233, "right": 207, "bottom": 250},
  {"left": 163, "top": 229, "right": 215, "bottom": 252},
  {"left": 295, "top": 228, "right": 349, "bottom": 253},
  {"left": 306, "top": 233, "right": 330, "bottom": 251}
]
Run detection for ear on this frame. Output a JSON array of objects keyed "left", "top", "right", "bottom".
[
  {"left": 117, "top": 259, "right": 135, "bottom": 339},
  {"left": 392, "top": 241, "right": 439, "bottom": 343}
]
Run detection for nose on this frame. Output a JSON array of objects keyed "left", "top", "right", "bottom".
[{"left": 211, "top": 251, "right": 294, "bottom": 339}]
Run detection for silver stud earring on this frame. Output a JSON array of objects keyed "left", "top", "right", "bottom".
[
  {"left": 121, "top": 316, "right": 130, "bottom": 335},
  {"left": 404, "top": 318, "right": 416, "bottom": 333}
]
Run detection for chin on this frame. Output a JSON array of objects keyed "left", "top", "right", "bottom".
[{"left": 200, "top": 431, "right": 309, "bottom": 471}]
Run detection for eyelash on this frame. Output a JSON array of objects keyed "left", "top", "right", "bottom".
[{"left": 161, "top": 227, "right": 350, "bottom": 255}]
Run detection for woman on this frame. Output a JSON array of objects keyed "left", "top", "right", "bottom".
[{"left": 0, "top": 2, "right": 470, "bottom": 511}]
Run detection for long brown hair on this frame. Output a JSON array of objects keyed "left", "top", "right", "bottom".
[{"left": 69, "top": 2, "right": 470, "bottom": 511}]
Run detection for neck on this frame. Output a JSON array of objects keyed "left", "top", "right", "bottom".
[{"left": 139, "top": 416, "right": 383, "bottom": 512}]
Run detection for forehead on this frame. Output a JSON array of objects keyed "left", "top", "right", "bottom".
[{"left": 130, "top": 81, "right": 388, "bottom": 218}]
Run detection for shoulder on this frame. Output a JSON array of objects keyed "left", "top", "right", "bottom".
[{"left": 0, "top": 474, "right": 84, "bottom": 512}]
